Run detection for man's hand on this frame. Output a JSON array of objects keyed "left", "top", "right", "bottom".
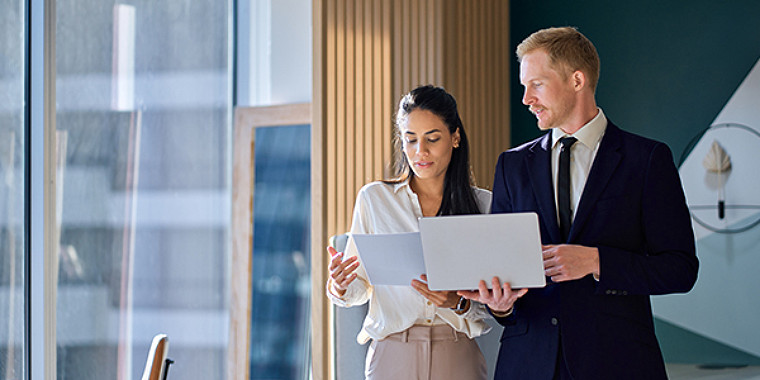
[
  {"left": 542, "top": 244, "right": 600, "bottom": 282},
  {"left": 457, "top": 277, "right": 528, "bottom": 314}
]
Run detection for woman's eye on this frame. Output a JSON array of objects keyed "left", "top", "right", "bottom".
[
  {"left": 427, "top": 137, "right": 440, "bottom": 143},
  {"left": 405, "top": 139, "right": 417, "bottom": 144}
]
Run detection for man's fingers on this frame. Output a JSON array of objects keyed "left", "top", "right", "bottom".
[
  {"left": 491, "top": 277, "right": 503, "bottom": 299},
  {"left": 477, "top": 280, "right": 491, "bottom": 300},
  {"left": 458, "top": 290, "right": 477, "bottom": 300}
]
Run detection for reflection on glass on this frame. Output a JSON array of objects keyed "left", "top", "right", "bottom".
[
  {"left": 0, "top": 0, "right": 27, "bottom": 378},
  {"left": 55, "top": 1, "right": 231, "bottom": 379},
  {"left": 250, "top": 125, "right": 311, "bottom": 379}
]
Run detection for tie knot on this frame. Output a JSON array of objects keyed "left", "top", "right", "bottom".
[{"left": 560, "top": 136, "right": 577, "bottom": 150}]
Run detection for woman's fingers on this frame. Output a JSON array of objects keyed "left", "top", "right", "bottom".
[{"left": 327, "top": 245, "right": 360, "bottom": 290}]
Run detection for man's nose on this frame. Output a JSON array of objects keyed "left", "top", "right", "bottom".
[{"left": 522, "top": 89, "right": 534, "bottom": 105}]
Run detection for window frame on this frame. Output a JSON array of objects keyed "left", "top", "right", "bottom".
[{"left": 228, "top": 103, "right": 311, "bottom": 380}]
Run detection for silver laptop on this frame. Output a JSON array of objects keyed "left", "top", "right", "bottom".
[{"left": 418, "top": 212, "right": 546, "bottom": 291}]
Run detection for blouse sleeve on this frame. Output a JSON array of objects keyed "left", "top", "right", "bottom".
[{"left": 325, "top": 187, "right": 373, "bottom": 307}]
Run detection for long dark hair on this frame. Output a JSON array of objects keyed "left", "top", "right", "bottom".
[{"left": 385, "top": 85, "right": 481, "bottom": 216}]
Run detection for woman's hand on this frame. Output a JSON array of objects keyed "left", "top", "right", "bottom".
[
  {"left": 411, "top": 274, "right": 461, "bottom": 309},
  {"left": 328, "top": 246, "right": 360, "bottom": 296},
  {"left": 458, "top": 277, "right": 528, "bottom": 314}
]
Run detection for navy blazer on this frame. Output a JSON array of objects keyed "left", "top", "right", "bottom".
[{"left": 491, "top": 122, "right": 698, "bottom": 380}]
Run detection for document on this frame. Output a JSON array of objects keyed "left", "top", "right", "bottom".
[
  {"left": 349, "top": 232, "right": 426, "bottom": 286},
  {"left": 349, "top": 212, "right": 546, "bottom": 290}
]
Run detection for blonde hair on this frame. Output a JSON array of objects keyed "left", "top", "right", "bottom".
[{"left": 516, "top": 26, "right": 600, "bottom": 91}]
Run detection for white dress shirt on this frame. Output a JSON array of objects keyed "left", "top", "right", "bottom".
[
  {"left": 551, "top": 108, "right": 608, "bottom": 225},
  {"left": 326, "top": 179, "right": 492, "bottom": 344}
]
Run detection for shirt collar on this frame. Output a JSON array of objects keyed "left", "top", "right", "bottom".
[{"left": 552, "top": 108, "right": 607, "bottom": 150}]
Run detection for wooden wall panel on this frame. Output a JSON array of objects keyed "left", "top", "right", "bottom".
[
  {"left": 312, "top": 1, "right": 510, "bottom": 379},
  {"left": 442, "top": 0, "right": 511, "bottom": 189}
]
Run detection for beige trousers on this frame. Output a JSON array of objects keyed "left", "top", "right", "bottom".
[{"left": 365, "top": 324, "right": 487, "bottom": 380}]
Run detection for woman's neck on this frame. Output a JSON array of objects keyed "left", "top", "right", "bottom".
[{"left": 410, "top": 176, "right": 445, "bottom": 216}]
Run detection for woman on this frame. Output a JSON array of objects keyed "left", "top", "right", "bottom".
[{"left": 326, "top": 85, "right": 491, "bottom": 380}]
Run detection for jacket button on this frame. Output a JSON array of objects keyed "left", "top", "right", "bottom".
[{"left": 551, "top": 318, "right": 558, "bottom": 326}]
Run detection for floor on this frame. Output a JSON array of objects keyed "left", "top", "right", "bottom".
[{"left": 667, "top": 364, "right": 760, "bottom": 379}]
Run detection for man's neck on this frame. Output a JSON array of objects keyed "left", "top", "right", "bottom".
[{"left": 559, "top": 100, "right": 598, "bottom": 135}]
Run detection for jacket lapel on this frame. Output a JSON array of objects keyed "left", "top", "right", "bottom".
[
  {"left": 526, "top": 133, "right": 561, "bottom": 243},
  {"left": 569, "top": 122, "right": 623, "bottom": 241}
]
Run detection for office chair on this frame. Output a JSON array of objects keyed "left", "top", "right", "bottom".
[
  {"left": 329, "top": 234, "right": 368, "bottom": 380},
  {"left": 141, "top": 333, "right": 174, "bottom": 380}
]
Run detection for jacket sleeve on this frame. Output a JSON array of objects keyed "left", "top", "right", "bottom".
[{"left": 596, "top": 143, "right": 698, "bottom": 295}]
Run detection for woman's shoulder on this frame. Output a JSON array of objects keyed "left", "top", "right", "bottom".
[{"left": 357, "top": 180, "right": 399, "bottom": 199}]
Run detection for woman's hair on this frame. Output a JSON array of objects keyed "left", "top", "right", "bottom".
[{"left": 385, "top": 85, "right": 481, "bottom": 216}]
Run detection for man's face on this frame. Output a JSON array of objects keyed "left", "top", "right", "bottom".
[{"left": 519, "top": 49, "right": 577, "bottom": 131}]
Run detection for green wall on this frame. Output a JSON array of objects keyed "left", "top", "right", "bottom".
[
  {"left": 509, "top": 0, "right": 760, "bottom": 365},
  {"left": 509, "top": 0, "right": 760, "bottom": 161}
]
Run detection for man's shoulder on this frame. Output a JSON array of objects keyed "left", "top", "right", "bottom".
[
  {"left": 602, "top": 122, "right": 672, "bottom": 160},
  {"left": 605, "top": 121, "right": 664, "bottom": 146},
  {"left": 501, "top": 133, "right": 548, "bottom": 156}
]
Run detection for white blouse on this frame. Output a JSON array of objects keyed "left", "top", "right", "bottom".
[{"left": 326, "top": 179, "right": 493, "bottom": 344}]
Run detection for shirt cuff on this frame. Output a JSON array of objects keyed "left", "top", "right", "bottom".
[{"left": 489, "top": 306, "right": 513, "bottom": 318}]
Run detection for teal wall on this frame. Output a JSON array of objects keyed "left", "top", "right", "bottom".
[
  {"left": 509, "top": 0, "right": 760, "bottom": 365},
  {"left": 509, "top": 0, "right": 760, "bottom": 161}
]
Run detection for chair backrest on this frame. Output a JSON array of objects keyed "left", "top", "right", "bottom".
[
  {"left": 141, "top": 334, "right": 173, "bottom": 380},
  {"left": 329, "top": 234, "right": 369, "bottom": 380}
]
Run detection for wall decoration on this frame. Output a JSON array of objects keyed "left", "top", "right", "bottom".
[{"left": 653, "top": 58, "right": 760, "bottom": 358}]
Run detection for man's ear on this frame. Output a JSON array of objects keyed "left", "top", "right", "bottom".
[{"left": 572, "top": 70, "right": 587, "bottom": 92}]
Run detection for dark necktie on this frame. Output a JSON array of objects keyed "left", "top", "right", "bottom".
[{"left": 558, "top": 137, "right": 577, "bottom": 242}]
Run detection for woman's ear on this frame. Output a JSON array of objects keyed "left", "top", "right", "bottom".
[{"left": 453, "top": 128, "right": 461, "bottom": 148}]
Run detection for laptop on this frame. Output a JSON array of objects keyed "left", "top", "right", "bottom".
[{"left": 418, "top": 212, "right": 546, "bottom": 291}]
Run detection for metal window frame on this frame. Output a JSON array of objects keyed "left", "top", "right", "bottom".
[{"left": 29, "top": 0, "right": 56, "bottom": 379}]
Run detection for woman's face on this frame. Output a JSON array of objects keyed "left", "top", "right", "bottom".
[{"left": 399, "top": 109, "right": 460, "bottom": 182}]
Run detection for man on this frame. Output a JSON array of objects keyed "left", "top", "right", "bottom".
[{"left": 459, "top": 27, "right": 698, "bottom": 379}]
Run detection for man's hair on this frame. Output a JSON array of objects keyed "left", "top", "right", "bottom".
[{"left": 516, "top": 26, "right": 600, "bottom": 91}]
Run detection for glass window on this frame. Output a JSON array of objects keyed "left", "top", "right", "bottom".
[
  {"left": 250, "top": 125, "right": 311, "bottom": 379},
  {"left": 54, "top": 1, "right": 231, "bottom": 379},
  {"left": 0, "top": 0, "right": 28, "bottom": 378}
]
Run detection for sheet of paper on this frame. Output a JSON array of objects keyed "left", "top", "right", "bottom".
[
  {"left": 350, "top": 232, "right": 427, "bottom": 286},
  {"left": 419, "top": 212, "right": 546, "bottom": 291}
]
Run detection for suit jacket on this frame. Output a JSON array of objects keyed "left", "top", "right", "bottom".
[{"left": 491, "top": 122, "right": 698, "bottom": 380}]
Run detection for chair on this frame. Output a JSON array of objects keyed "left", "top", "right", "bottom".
[
  {"left": 329, "top": 233, "right": 503, "bottom": 379},
  {"left": 141, "top": 334, "right": 174, "bottom": 380},
  {"left": 330, "top": 234, "right": 369, "bottom": 380}
]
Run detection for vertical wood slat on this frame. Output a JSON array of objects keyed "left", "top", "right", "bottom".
[
  {"left": 440, "top": 0, "right": 511, "bottom": 189},
  {"left": 313, "top": 1, "right": 509, "bottom": 379},
  {"left": 313, "top": 1, "right": 395, "bottom": 378}
]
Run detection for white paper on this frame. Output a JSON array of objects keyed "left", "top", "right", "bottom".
[
  {"left": 350, "top": 232, "right": 427, "bottom": 286},
  {"left": 419, "top": 212, "right": 546, "bottom": 291}
]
